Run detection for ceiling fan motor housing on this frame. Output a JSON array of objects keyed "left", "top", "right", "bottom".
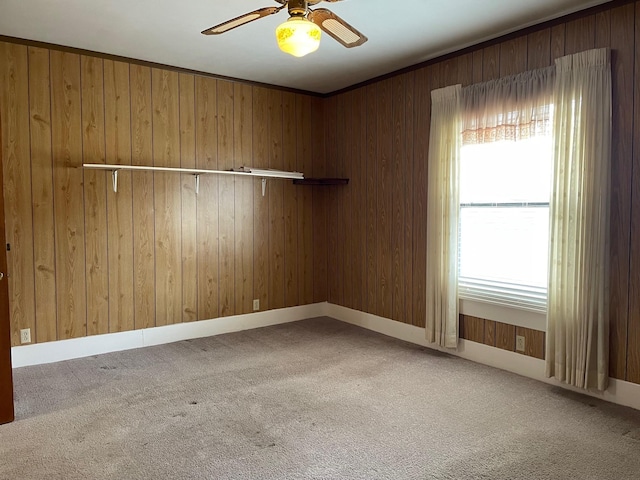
[{"left": 288, "top": 0, "right": 308, "bottom": 17}]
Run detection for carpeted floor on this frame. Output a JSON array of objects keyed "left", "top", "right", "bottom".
[{"left": 1, "top": 317, "right": 640, "bottom": 479}]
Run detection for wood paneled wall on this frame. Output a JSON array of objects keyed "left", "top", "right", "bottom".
[
  {"left": 0, "top": 41, "right": 327, "bottom": 347},
  {"left": 323, "top": 2, "right": 640, "bottom": 384}
]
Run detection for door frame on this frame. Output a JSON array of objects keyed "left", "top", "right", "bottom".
[{"left": 0, "top": 112, "right": 15, "bottom": 424}]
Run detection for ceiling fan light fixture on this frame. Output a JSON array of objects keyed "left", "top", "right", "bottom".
[{"left": 275, "top": 17, "right": 321, "bottom": 57}]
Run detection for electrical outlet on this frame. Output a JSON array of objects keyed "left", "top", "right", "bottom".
[
  {"left": 253, "top": 299, "right": 260, "bottom": 311},
  {"left": 516, "top": 335, "right": 525, "bottom": 352},
  {"left": 20, "top": 328, "right": 31, "bottom": 344}
]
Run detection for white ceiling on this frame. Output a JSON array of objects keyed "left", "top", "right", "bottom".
[{"left": 0, "top": 0, "right": 611, "bottom": 94}]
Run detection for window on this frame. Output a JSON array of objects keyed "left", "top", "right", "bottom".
[{"left": 458, "top": 135, "right": 553, "bottom": 313}]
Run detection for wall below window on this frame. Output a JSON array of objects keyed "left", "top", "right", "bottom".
[
  {"left": 0, "top": 41, "right": 328, "bottom": 347},
  {"left": 322, "top": 1, "right": 640, "bottom": 385}
]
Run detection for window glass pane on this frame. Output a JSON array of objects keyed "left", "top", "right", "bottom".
[
  {"left": 460, "top": 136, "right": 553, "bottom": 204},
  {"left": 459, "top": 206, "right": 549, "bottom": 288}
]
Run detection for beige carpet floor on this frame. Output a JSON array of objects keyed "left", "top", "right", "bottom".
[{"left": 1, "top": 317, "right": 640, "bottom": 479}]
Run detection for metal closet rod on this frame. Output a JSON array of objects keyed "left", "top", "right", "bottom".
[{"left": 82, "top": 163, "right": 304, "bottom": 195}]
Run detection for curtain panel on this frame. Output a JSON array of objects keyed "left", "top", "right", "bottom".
[
  {"left": 461, "top": 66, "right": 555, "bottom": 144},
  {"left": 426, "top": 85, "right": 462, "bottom": 348},
  {"left": 546, "top": 48, "right": 611, "bottom": 391}
]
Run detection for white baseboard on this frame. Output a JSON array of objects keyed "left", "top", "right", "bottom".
[
  {"left": 325, "top": 303, "right": 640, "bottom": 412},
  {"left": 11, "top": 303, "right": 326, "bottom": 368}
]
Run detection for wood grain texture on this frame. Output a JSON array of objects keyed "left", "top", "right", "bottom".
[
  {"left": 500, "top": 37, "right": 528, "bottom": 77},
  {"left": 609, "top": 4, "right": 634, "bottom": 380},
  {"left": 325, "top": 96, "right": 338, "bottom": 305},
  {"left": 297, "top": 94, "right": 314, "bottom": 305},
  {"left": 1, "top": 40, "right": 321, "bottom": 348},
  {"left": 484, "top": 320, "right": 496, "bottom": 347},
  {"left": 217, "top": 80, "right": 235, "bottom": 317},
  {"left": 365, "top": 85, "right": 377, "bottom": 315},
  {"left": 376, "top": 79, "right": 393, "bottom": 320},
  {"left": 105, "top": 60, "right": 135, "bottom": 333},
  {"left": 460, "top": 315, "right": 484, "bottom": 344},
  {"left": 496, "top": 323, "right": 516, "bottom": 351},
  {"left": 130, "top": 64, "right": 155, "bottom": 330},
  {"left": 0, "top": 43, "right": 36, "bottom": 346},
  {"left": 195, "top": 76, "right": 219, "bottom": 320},
  {"left": 516, "top": 326, "right": 545, "bottom": 359},
  {"left": 180, "top": 73, "right": 198, "bottom": 322},
  {"left": 81, "top": 55, "right": 109, "bottom": 336},
  {"left": 50, "top": 50, "right": 87, "bottom": 340},
  {"left": 550, "top": 24, "right": 566, "bottom": 61},
  {"left": 482, "top": 44, "right": 501, "bottom": 81},
  {"left": 233, "top": 83, "right": 253, "bottom": 314},
  {"left": 412, "top": 66, "right": 431, "bottom": 328},
  {"left": 403, "top": 73, "right": 414, "bottom": 325},
  {"left": 27, "top": 46, "right": 57, "bottom": 343},
  {"left": 627, "top": 1, "right": 640, "bottom": 384},
  {"left": 565, "top": 15, "right": 595, "bottom": 55},
  {"left": 268, "top": 89, "right": 285, "bottom": 311},
  {"left": 152, "top": 68, "right": 182, "bottom": 326},
  {"left": 253, "top": 87, "right": 270, "bottom": 312},
  {"left": 392, "top": 76, "right": 405, "bottom": 323},
  {"left": 282, "top": 92, "right": 298, "bottom": 308},
  {"left": 311, "top": 96, "right": 328, "bottom": 304},
  {"left": 527, "top": 29, "right": 551, "bottom": 69}
]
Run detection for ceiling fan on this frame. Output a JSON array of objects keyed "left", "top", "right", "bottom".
[{"left": 201, "top": 0, "right": 368, "bottom": 57}]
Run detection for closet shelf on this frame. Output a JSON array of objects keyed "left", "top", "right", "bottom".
[{"left": 293, "top": 178, "right": 349, "bottom": 186}]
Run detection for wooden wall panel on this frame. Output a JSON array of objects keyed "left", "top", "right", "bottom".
[
  {"left": 297, "top": 95, "right": 314, "bottom": 305},
  {"left": 527, "top": 29, "right": 551, "bottom": 70},
  {"left": 1, "top": 40, "right": 321, "bottom": 348},
  {"left": 364, "top": 85, "right": 377, "bottom": 315},
  {"left": 412, "top": 66, "right": 431, "bottom": 328},
  {"left": 0, "top": 44, "right": 36, "bottom": 345},
  {"left": 565, "top": 15, "right": 595, "bottom": 55},
  {"left": 217, "top": 80, "right": 235, "bottom": 317},
  {"left": 27, "top": 46, "right": 57, "bottom": 343},
  {"left": 311, "top": 96, "right": 327, "bottom": 304},
  {"left": 460, "top": 316, "right": 484, "bottom": 344},
  {"left": 253, "top": 87, "right": 270, "bottom": 311},
  {"left": 609, "top": 4, "right": 634, "bottom": 380},
  {"left": 195, "top": 76, "right": 219, "bottom": 320},
  {"left": 325, "top": 96, "right": 339, "bottom": 305},
  {"left": 500, "top": 37, "right": 527, "bottom": 76},
  {"left": 282, "top": 93, "right": 298, "bottom": 308},
  {"left": 627, "top": 1, "right": 640, "bottom": 384},
  {"left": 268, "top": 89, "right": 285, "bottom": 311},
  {"left": 179, "top": 73, "right": 198, "bottom": 322},
  {"left": 81, "top": 56, "right": 109, "bottom": 337},
  {"left": 152, "top": 69, "right": 182, "bottom": 326},
  {"left": 50, "top": 51, "right": 86, "bottom": 340},
  {"left": 516, "top": 326, "right": 545, "bottom": 360},
  {"left": 391, "top": 76, "right": 405, "bottom": 323},
  {"left": 104, "top": 60, "right": 135, "bottom": 333},
  {"left": 340, "top": 92, "right": 353, "bottom": 310},
  {"left": 233, "top": 83, "right": 253, "bottom": 314},
  {"left": 376, "top": 79, "right": 393, "bottom": 320},
  {"left": 496, "top": 323, "right": 516, "bottom": 351},
  {"left": 130, "top": 64, "right": 155, "bottom": 330},
  {"left": 403, "top": 73, "right": 414, "bottom": 325}
]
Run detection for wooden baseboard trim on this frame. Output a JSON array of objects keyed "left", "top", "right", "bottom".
[{"left": 11, "top": 303, "right": 326, "bottom": 368}]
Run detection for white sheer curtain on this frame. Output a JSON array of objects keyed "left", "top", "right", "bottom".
[
  {"left": 546, "top": 48, "right": 612, "bottom": 391},
  {"left": 426, "top": 85, "right": 461, "bottom": 348}
]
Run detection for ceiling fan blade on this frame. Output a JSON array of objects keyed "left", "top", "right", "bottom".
[
  {"left": 308, "top": 0, "right": 344, "bottom": 4},
  {"left": 201, "top": 7, "right": 281, "bottom": 35},
  {"left": 308, "top": 8, "right": 367, "bottom": 48}
]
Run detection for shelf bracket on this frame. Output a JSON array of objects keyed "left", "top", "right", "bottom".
[
  {"left": 262, "top": 178, "right": 267, "bottom": 197},
  {"left": 112, "top": 170, "right": 119, "bottom": 193},
  {"left": 194, "top": 174, "right": 200, "bottom": 195}
]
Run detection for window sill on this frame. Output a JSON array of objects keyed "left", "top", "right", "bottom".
[{"left": 459, "top": 298, "right": 546, "bottom": 332}]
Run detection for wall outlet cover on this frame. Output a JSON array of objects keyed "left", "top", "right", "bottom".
[
  {"left": 253, "top": 299, "right": 260, "bottom": 311},
  {"left": 20, "top": 328, "right": 31, "bottom": 344},
  {"left": 516, "top": 335, "right": 525, "bottom": 352}
]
